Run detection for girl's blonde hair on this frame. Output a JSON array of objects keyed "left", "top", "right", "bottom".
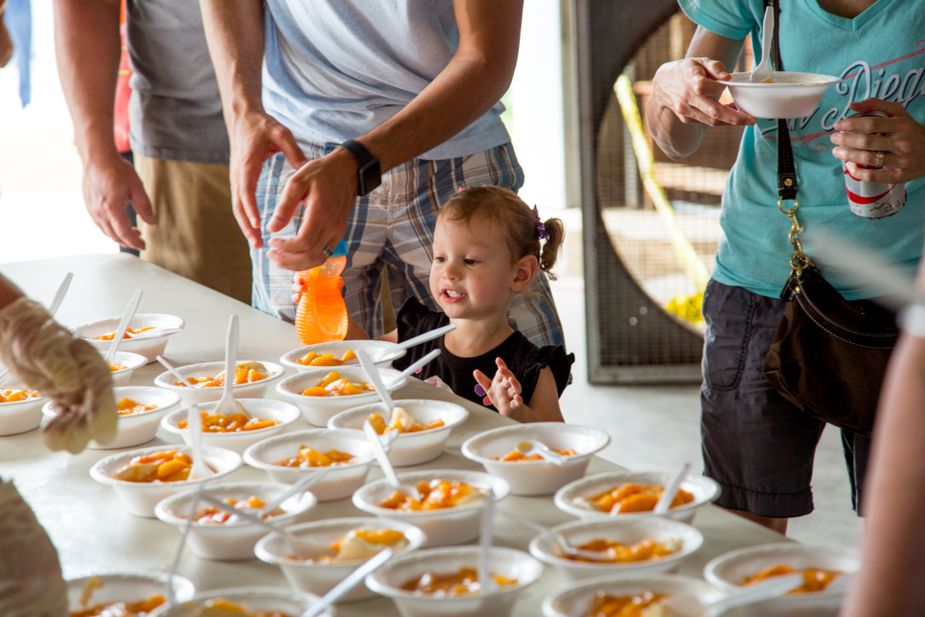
[{"left": 438, "top": 186, "right": 564, "bottom": 279}]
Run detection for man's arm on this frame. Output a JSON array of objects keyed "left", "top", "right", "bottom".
[
  {"left": 644, "top": 26, "right": 751, "bottom": 160},
  {"left": 54, "top": 0, "right": 154, "bottom": 249},
  {"left": 266, "top": 0, "right": 525, "bottom": 271}
]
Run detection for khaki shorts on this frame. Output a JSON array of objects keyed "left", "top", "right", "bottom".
[{"left": 136, "top": 155, "right": 252, "bottom": 303}]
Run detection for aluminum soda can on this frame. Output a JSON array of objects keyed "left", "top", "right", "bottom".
[{"left": 843, "top": 111, "right": 906, "bottom": 219}]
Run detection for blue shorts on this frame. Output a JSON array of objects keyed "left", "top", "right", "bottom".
[
  {"left": 251, "top": 142, "right": 564, "bottom": 347},
  {"left": 700, "top": 279, "right": 870, "bottom": 517}
]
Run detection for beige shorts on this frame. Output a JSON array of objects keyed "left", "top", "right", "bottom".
[{"left": 136, "top": 155, "right": 251, "bottom": 303}]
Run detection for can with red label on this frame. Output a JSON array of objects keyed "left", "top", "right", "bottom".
[{"left": 843, "top": 111, "right": 906, "bottom": 219}]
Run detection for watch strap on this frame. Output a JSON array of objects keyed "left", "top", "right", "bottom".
[{"left": 340, "top": 139, "right": 381, "bottom": 196}]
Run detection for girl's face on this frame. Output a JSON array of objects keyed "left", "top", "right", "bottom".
[{"left": 429, "top": 215, "right": 536, "bottom": 322}]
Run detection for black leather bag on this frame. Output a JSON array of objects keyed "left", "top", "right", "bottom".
[{"left": 764, "top": 264, "right": 898, "bottom": 435}]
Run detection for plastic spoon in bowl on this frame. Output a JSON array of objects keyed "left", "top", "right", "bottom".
[
  {"left": 197, "top": 492, "right": 311, "bottom": 555},
  {"left": 215, "top": 314, "right": 246, "bottom": 416},
  {"left": 357, "top": 348, "right": 396, "bottom": 418},
  {"left": 105, "top": 288, "right": 143, "bottom": 364},
  {"left": 749, "top": 5, "right": 775, "bottom": 83},
  {"left": 661, "top": 572, "right": 805, "bottom": 617},
  {"left": 257, "top": 469, "right": 330, "bottom": 517},
  {"left": 388, "top": 348, "right": 442, "bottom": 387},
  {"left": 654, "top": 462, "right": 691, "bottom": 515},
  {"left": 478, "top": 486, "right": 498, "bottom": 594},
  {"left": 301, "top": 547, "right": 395, "bottom": 617},
  {"left": 363, "top": 420, "right": 421, "bottom": 500},
  {"left": 384, "top": 323, "right": 456, "bottom": 357},
  {"left": 495, "top": 509, "right": 612, "bottom": 562},
  {"left": 167, "top": 484, "right": 205, "bottom": 607},
  {"left": 515, "top": 440, "right": 569, "bottom": 465}
]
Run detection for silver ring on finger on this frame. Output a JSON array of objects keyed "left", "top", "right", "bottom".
[
  {"left": 874, "top": 151, "right": 886, "bottom": 169},
  {"left": 321, "top": 245, "right": 334, "bottom": 258}
]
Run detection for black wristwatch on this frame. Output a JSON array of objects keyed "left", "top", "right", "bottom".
[{"left": 340, "top": 139, "right": 381, "bottom": 196}]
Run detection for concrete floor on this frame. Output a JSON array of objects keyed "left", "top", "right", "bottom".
[{"left": 549, "top": 274, "right": 864, "bottom": 550}]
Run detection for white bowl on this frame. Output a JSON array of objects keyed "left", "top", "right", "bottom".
[
  {"left": 721, "top": 71, "right": 841, "bottom": 119},
  {"left": 529, "top": 517, "right": 703, "bottom": 581},
  {"left": 275, "top": 366, "right": 408, "bottom": 426},
  {"left": 280, "top": 339, "right": 406, "bottom": 372},
  {"left": 328, "top": 399, "right": 468, "bottom": 467},
  {"left": 0, "top": 386, "right": 45, "bottom": 436},
  {"left": 66, "top": 572, "right": 194, "bottom": 615},
  {"left": 43, "top": 386, "right": 181, "bottom": 449},
  {"left": 161, "top": 398, "right": 301, "bottom": 454},
  {"left": 107, "top": 350, "right": 148, "bottom": 386},
  {"left": 154, "top": 481, "right": 317, "bottom": 561},
  {"left": 461, "top": 422, "right": 610, "bottom": 495},
  {"left": 243, "top": 428, "right": 375, "bottom": 501},
  {"left": 156, "top": 587, "right": 331, "bottom": 617},
  {"left": 703, "top": 542, "right": 861, "bottom": 615},
  {"left": 76, "top": 312, "right": 185, "bottom": 362},
  {"left": 352, "top": 469, "right": 510, "bottom": 547},
  {"left": 255, "top": 517, "right": 426, "bottom": 602},
  {"left": 366, "top": 546, "right": 543, "bottom": 617},
  {"left": 89, "top": 444, "right": 242, "bottom": 517},
  {"left": 554, "top": 471, "right": 720, "bottom": 523},
  {"left": 153, "top": 360, "right": 284, "bottom": 406},
  {"left": 542, "top": 573, "right": 722, "bottom": 617}
]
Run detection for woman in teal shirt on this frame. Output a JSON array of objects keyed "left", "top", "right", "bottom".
[{"left": 646, "top": 0, "right": 925, "bottom": 533}]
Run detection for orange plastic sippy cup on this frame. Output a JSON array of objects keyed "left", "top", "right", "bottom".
[{"left": 294, "top": 240, "right": 349, "bottom": 344}]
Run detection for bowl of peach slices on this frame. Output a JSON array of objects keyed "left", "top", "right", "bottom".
[
  {"left": 555, "top": 470, "right": 720, "bottom": 524},
  {"left": 76, "top": 312, "right": 184, "bottom": 362},
  {"left": 161, "top": 398, "right": 301, "bottom": 454},
  {"left": 461, "top": 422, "right": 610, "bottom": 496},
  {"left": 43, "top": 385, "right": 180, "bottom": 449},
  {"left": 328, "top": 399, "right": 468, "bottom": 466},
  {"left": 66, "top": 572, "right": 194, "bottom": 617},
  {"left": 542, "top": 574, "right": 721, "bottom": 617},
  {"left": 154, "top": 360, "right": 284, "bottom": 406},
  {"left": 157, "top": 588, "right": 331, "bottom": 617},
  {"left": 0, "top": 384, "right": 45, "bottom": 436},
  {"left": 280, "top": 340, "right": 405, "bottom": 372},
  {"left": 255, "top": 516, "right": 425, "bottom": 602}
]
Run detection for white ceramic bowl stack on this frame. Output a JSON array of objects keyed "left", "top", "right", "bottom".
[
  {"left": 154, "top": 481, "right": 317, "bottom": 561},
  {"left": 160, "top": 398, "right": 301, "bottom": 454},
  {"left": 155, "top": 587, "right": 331, "bottom": 617},
  {"left": 352, "top": 469, "right": 510, "bottom": 547},
  {"left": 243, "top": 428, "right": 375, "bottom": 501},
  {"left": 275, "top": 366, "right": 409, "bottom": 426},
  {"left": 255, "top": 517, "right": 426, "bottom": 602},
  {"left": 529, "top": 517, "right": 704, "bottom": 581},
  {"left": 0, "top": 387, "right": 45, "bottom": 436},
  {"left": 153, "top": 360, "right": 284, "bottom": 406},
  {"left": 721, "top": 71, "right": 841, "bottom": 119},
  {"left": 65, "top": 572, "right": 195, "bottom": 615},
  {"left": 366, "top": 546, "right": 544, "bottom": 617},
  {"left": 461, "top": 422, "right": 611, "bottom": 495},
  {"left": 542, "top": 574, "right": 722, "bottom": 617},
  {"left": 555, "top": 470, "right": 721, "bottom": 523},
  {"left": 328, "top": 399, "right": 468, "bottom": 466},
  {"left": 75, "top": 312, "right": 185, "bottom": 363},
  {"left": 43, "top": 386, "right": 180, "bottom": 449},
  {"left": 704, "top": 542, "right": 861, "bottom": 616},
  {"left": 280, "top": 339, "right": 406, "bottom": 372},
  {"left": 89, "top": 444, "right": 242, "bottom": 517}
]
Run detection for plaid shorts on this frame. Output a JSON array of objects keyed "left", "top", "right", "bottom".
[{"left": 252, "top": 142, "right": 564, "bottom": 347}]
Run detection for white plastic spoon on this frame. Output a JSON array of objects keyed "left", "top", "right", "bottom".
[
  {"left": 384, "top": 323, "right": 456, "bottom": 357},
  {"left": 105, "top": 289, "right": 143, "bottom": 364},
  {"left": 257, "top": 469, "right": 330, "bottom": 517},
  {"left": 167, "top": 484, "right": 205, "bottom": 607},
  {"left": 515, "top": 439, "right": 569, "bottom": 465},
  {"left": 662, "top": 572, "right": 805, "bottom": 617},
  {"left": 478, "top": 486, "right": 498, "bottom": 594},
  {"left": 654, "top": 462, "right": 691, "bottom": 515},
  {"left": 300, "top": 548, "right": 395, "bottom": 617},
  {"left": 496, "top": 509, "right": 611, "bottom": 562},
  {"left": 197, "top": 492, "right": 310, "bottom": 555},
  {"left": 356, "top": 348, "right": 396, "bottom": 418},
  {"left": 214, "top": 314, "right": 245, "bottom": 416},
  {"left": 363, "top": 420, "right": 420, "bottom": 500},
  {"left": 156, "top": 355, "right": 211, "bottom": 480},
  {"left": 750, "top": 6, "right": 775, "bottom": 83},
  {"left": 388, "top": 348, "right": 442, "bottom": 387}
]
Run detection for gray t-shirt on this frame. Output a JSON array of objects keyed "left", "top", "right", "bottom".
[
  {"left": 262, "top": 0, "right": 511, "bottom": 160},
  {"left": 125, "top": 0, "right": 228, "bottom": 164}
]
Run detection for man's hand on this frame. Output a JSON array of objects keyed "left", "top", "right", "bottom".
[
  {"left": 266, "top": 147, "right": 358, "bottom": 271},
  {"left": 229, "top": 111, "right": 307, "bottom": 249},
  {"left": 473, "top": 357, "right": 524, "bottom": 416},
  {"left": 82, "top": 155, "right": 155, "bottom": 251}
]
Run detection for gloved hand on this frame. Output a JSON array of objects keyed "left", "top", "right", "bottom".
[{"left": 0, "top": 298, "right": 117, "bottom": 453}]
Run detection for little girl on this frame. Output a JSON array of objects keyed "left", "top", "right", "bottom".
[{"left": 383, "top": 186, "right": 573, "bottom": 422}]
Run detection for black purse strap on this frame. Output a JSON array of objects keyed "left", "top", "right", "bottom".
[{"left": 766, "top": 0, "right": 798, "bottom": 200}]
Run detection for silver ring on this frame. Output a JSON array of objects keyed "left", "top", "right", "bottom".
[
  {"left": 321, "top": 245, "right": 333, "bottom": 258},
  {"left": 874, "top": 151, "right": 886, "bottom": 168}
]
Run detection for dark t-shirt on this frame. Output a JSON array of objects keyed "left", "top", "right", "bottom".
[{"left": 392, "top": 298, "right": 574, "bottom": 411}]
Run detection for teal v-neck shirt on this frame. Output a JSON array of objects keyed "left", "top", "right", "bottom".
[{"left": 680, "top": 0, "right": 925, "bottom": 298}]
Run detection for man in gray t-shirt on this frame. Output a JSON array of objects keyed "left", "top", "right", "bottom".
[
  {"left": 55, "top": 0, "right": 251, "bottom": 302},
  {"left": 200, "top": 0, "right": 564, "bottom": 348}
]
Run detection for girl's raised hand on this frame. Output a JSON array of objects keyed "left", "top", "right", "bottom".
[{"left": 473, "top": 357, "right": 523, "bottom": 416}]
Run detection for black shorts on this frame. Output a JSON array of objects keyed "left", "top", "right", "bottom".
[{"left": 700, "top": 279, "right": 871, "bottom": 517}]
